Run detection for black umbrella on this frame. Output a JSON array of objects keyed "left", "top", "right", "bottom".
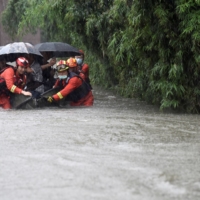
[
  {"left": 0, "top": 42, "right": 43, "bottom": 62},
  {"left": 34, "top": 42, "right": 81, "bottom": 57}
]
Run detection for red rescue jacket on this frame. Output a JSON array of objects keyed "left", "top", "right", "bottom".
[
  {"left": 53, "top": 72, "right": 91, "bottom": 102},
  {"left": 0, "top": 66, "right": 23, "bottom": 95}
]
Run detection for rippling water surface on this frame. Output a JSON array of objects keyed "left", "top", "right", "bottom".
[{"left": 0, "top": 87, "right": 200, "bottom": 200}]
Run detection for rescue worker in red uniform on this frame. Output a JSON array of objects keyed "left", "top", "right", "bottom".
[
  {"left": 0, "top": 58, "right": 32, "bottom": 109},
  {"left": 46, "top": 58, "right": 94, "bottom": 106},
  {"left": 75, "top": 50, "right": 92, "bottom": 89}
]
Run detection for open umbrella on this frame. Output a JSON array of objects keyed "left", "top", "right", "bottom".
[
  {"left": 0, "top": 42, "right": 43, "bottom": 62},
  {"left": 34, "top": 42, "right": 81, "bottom": 57}
]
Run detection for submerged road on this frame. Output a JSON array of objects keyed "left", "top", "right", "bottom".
[{"left": 0, "top": 86, "right": 200, "bottom": 200}]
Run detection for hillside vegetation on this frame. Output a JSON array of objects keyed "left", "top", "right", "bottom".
[{"left": 2, "top": 0, "right": 200, "bottom": 112}]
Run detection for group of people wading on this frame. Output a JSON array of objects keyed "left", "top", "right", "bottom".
[{"left": 0, "top": 50, "right": 94, "bottom": 109}]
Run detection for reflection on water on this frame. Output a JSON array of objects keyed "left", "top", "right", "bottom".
[{"left": 0, "top": 86, "right": 199, "bottom": 200}]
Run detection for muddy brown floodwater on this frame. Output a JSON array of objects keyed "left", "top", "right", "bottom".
[{"left": 0, "top": 86, "right": 200, "bottom": 200}]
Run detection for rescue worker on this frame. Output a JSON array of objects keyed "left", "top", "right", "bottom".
[
  {"left": 14, "top": 57, "right": 29, "bottom": 89},
  {"left": 75, "top": 50, "right": 92, "bottom": 89},
  {"left": 66, "top": 56, "right": 85, "bottom": 80},
  {"left": 0, "top": 58, "right": 32, "bottom": 109},
  {"left": 46, "top": 58, "right": 94, "bottom": 106}
]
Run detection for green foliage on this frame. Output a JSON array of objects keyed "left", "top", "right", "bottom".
[
  {"left": 1, "top": 0, "right": 30, "bottom": 40},
  {"left": 2, "top": 0, "right": 200, "bottom": 112}
]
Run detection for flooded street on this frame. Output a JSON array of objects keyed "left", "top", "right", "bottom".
[{"left": 0, "top": 86, "right": 200, "bottom": 200}]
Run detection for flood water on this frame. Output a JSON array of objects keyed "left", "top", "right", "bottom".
[{"left": 0, "top": 86, "right": 200, "bottom": 200}]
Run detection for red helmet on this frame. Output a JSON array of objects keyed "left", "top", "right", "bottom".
[
  {"left": 56, "top": 60, "right": 68, "bottom": 72},
  {"left": 16, "top": 57, "right": 29, "bottom": 68},
  {"left": 66, "top": 58, "right": 77, "bottom": 67}
]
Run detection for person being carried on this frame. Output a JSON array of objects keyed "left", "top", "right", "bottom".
[
  {"left": 46, "top": 58, "right": 94, "bottom": 106},
  {"left": 0, "top": 58, "right": 32, "bottom": 109},
  {"left": 75, "top": 50, "right": 92, "bottom": 89},
  {"left": 25, "top": 54, "right": 44, "bottom": 99},
  {"left": 40, "top": 52, "right": 57, "bottom": 91}
]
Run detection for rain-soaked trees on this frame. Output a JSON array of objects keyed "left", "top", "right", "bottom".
[{"left": 2, "top": 0, "right": 200, "bottom": 113}]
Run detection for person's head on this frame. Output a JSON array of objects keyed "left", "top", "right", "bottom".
[
  {"left": 16, "top": 57, "right": 29, "bottom": 75},
  {"left": 56, "top": 60, "right": 69, "bottom": 79},
  {"left": 67, "top": 57, "right": 78, "bottom": 73},
  {"left": 75, "top": 50, "right": 84, "bottom": 66}
]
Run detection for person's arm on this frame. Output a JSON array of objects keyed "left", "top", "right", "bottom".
[
  {"left": 53, "top": 77, "right": 82, "bottom": 101},
  {"left": 3, "top": 68, "right": 31, "bottom": 96},
  {"left": 81, "top": 63, "right": 89, "bottom": 78},
  {"left": 3, "top": 68, "right": 22, "bottom": 94},
  {"left": 81, "top": 64, "right": 89, "bottom": 72},
  {"left": 41, "top": 58, "right": 56, "bottom": 70}
]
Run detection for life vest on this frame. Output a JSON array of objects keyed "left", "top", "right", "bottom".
[
  {"left": 13, "top": 74, "right": 27, "bottom": 89},
  {"left": 59, "top": 72, "right": 91, "bottom": 102},
  {"left": 0, "top": 66, "right": 26, "bottom": 95}
]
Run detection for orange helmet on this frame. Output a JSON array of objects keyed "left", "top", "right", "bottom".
[
  {"left": 66, "top": 58, "right": 77, "bottom": 67},
  {"left": 56, "top": 60, "right": 69, "bottom": 72},
  {"left": 16, "top": 57, "right": 29, "bottom": 68}
]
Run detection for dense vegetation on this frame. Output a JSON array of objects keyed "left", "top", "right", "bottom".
[{"left": 2, "top": 0, "right": 200, "bottom": 112}]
